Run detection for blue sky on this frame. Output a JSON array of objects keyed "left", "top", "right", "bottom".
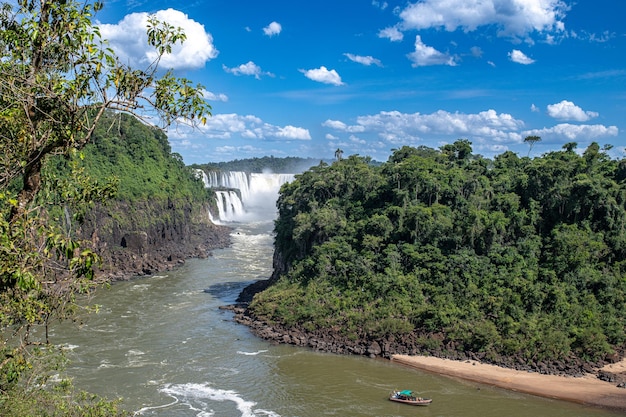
[{"left": 95, "top": 0, "right": 625, "bottom": 164}]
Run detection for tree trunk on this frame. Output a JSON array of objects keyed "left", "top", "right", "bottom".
[{"left": 9, "top": 158, "right": 42, "bottom": 223}]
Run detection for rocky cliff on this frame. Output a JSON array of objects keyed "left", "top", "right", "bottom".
[{"left": 77, "top": 198, "right": 231, "bottom": 281}]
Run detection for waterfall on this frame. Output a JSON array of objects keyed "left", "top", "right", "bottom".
[
  {"left": 215, "top": 191, "right": 244, "bottom": 222},
  {"left": 197, "top": 170, "right": 294, "bottom": 223}
]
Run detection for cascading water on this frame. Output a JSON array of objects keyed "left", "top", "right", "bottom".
[
  {"left": 197, "top": 170, "right": 294, "bottom": 223},
  {"left": 214, "top": 191, "right": 245, "bottom": 222}
]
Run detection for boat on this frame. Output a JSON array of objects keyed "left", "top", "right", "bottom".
[{"left": 389, "top": 390, "right": 432, "bottom": 406}]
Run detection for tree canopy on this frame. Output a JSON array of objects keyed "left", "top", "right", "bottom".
[{"left": 251, "top": 141, "right": 626, "bottom": 365}]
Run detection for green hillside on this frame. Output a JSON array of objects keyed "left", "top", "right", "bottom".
[
  {"left": 40, "top": 111, "right": 212, "bottom": 232},
  {"left": 45, "top": 111, "right": 208, "bottom": 203},
  {"left": 251, "top": 141, "right": 626, "bottom": 364}
]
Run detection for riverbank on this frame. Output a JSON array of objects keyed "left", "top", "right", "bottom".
[
  {"left": 233, "top": 277, "right": 626, "bottom": 411},
  {"left": 229, "top": 291, "right": 626, "bottom": 412},
  {"left": 391, "top": 354, "right": 626, "bottom": 412}
]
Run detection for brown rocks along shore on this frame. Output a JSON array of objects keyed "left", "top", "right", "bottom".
[{"left": 227, "top": 279, "right": 626, "bottom": 390}]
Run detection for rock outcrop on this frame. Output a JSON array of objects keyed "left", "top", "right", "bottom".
[{"left": 77, "top": 199, "right": 231, "bottom": 281}]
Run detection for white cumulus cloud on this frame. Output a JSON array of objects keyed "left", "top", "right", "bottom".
[
  {"left": 397, "top": 0, "right": 568, "bottom": 39},
  {"left": 378, "top": 26, "right": 404, "bottom": 41},
  {"left": 301, "top": 66, "right": 344, "bottom": 86},
  {"left": 203, "top": 90, "right": 228, "bottom": 102},
  {"left": 98, "top": 9, "right": 218, "bottom": 70},
  {"left": 263, "top": 21, "right": 282, "bottom": 36},
  {"left": 508, "top": 49, "right": 535, "bottom": 64},
  {"left": 322, "top": 119, "right": 366, "bottom": 133},
  {"left": 546, "top": 100, "right": 599, "bottom": 121},
  {"left": 344, "top": 53, "right": 383, "bottom": 67},
  {"left": 323, "top": 120, "right": 348, "bottom": 130},
  {"left": 407, "top": 36, "right": 457, "bottom": 67},
  {"left": 523, "top": 124, "right": 618, "bottom": 140},
  {"left": 274, "top": 125, "right": 311, "bottom": 140},
  {"left": 325, "top": 109, "right": 524, "bottom": 146},
  {"left": 372, "top": 1, "right": 389, "bottom": 10},
  {"left": 350, "top": 135, "right": 367, "bottom": 145},
  {"left": 223, "top": 61, "right": 274, "bottom": 79},
  {"left": 194, "top": 114, "right": 310, "bottom": 141}
]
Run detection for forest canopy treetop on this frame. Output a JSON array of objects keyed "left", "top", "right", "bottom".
[{"left": 252, "top": 141, "right": 626, "bottom": 366}]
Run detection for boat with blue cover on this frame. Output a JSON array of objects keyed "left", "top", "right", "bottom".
[{"left": 389, "top": 390, "right": 432, "bottom": 406}]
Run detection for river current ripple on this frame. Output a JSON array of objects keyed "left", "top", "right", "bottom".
[{"left": 51, "top": 219, "right": 621, "bottom": 417}]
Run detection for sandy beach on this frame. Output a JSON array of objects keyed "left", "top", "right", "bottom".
[{"left": 391, "top": 354, "right": 626, "bottom": 412}]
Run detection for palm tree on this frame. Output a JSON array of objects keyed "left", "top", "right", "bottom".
[
  {"left": 334, "top": 148, "right": 344, "bottom": 161},
  {"left": 524, "top": 135, "right": 541, "bottom": 157}
]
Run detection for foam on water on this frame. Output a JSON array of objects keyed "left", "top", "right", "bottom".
[
  {"left": 60, "top": 343, "right": 79, "bottom": 351},
  {"left": 133, "top": 383, "right": 281, "bottom": 417},
  {"left": 97, "top": 361, "right": 117, "bottom": 369},
  {"left": 231, "top": 232, "right": 273, "bottom": 248},
  {"left": 134, "top": 398, "right": 182, "bottom": 416},
  {"left": 236, "top": 350, "right": 268, "bottom": 356},
  {"left": 126, "top": 349, "right": 152, "bottom": 368},
  {"left": 130, "top": 283, "right": 152, "bottom": 292}
]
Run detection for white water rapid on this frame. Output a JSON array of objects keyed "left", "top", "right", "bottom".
[{"left": 197, "top": 171, "right": 294, "bottom": 223}]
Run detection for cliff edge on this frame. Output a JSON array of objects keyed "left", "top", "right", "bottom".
[{"left": 77, "top": 199, "right": 231, "bottom": 281}]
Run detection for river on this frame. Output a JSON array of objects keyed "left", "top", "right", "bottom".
[{"left": 51, "top": 218, "right": 622, "bottom": 417}]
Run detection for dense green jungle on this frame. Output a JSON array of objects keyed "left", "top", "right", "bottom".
[
  {"left": 42, "top": 111, "right": 221, "bottom": 258},
  {"left": 44, "top": 111, "right": 210, "bottom": 204},
  {"left": 251, "top": 141, "right": 626, "bottom": 367}
]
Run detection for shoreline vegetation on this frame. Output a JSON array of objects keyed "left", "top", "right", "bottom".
[
  {"left": 231, "top": 297, "right": 626, "bottom": 412},
  {"left": 391, "top": 354, "right": 626, "bottom": 412},
  {"left": 239, "top": 145, "right": 626, "bottom": 412},
  {"left": 229, "top": 295, "right": 626, "bottom": 413}
]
